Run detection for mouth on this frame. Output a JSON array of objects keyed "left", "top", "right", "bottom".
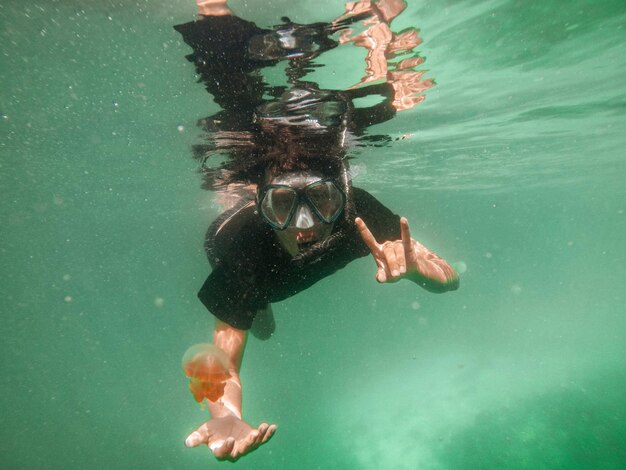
[{"left": 296, "top": 231, "right": 318, "bottom": 250}]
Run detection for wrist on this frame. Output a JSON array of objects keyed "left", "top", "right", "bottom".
[
  {"left": 197, "top": 0, "right": 232, "bottom": 16},
  {"left": 209, "top": 399, "right": 242, "bottom": 419},
  {"left": 208, "top": 376, "right": 243, "bottom": 419}
]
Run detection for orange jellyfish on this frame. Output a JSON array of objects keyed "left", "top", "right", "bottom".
[{"left": 182, "top": 343, "right": 231, "bottom": 404}]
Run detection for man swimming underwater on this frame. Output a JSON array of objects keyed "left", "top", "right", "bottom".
[{"left": 176, "top": 0, "right": 459, "bottom": 461}]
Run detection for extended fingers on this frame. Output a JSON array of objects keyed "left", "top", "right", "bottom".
[
  {"left": 256, "top": 422, "right": 276, "bottom": 445},
  {"left": 400, "top": 217, "right": 415, "bottom": 264},
  {"left": 230, "top": 423, "right": 277, "bottom": 461},
  {"left": 230, "top": 431, "right": 259, "bottom": 461},
  {"left": 256, "top": 423, "right": 274, "bottom": 444},
  {"left": 400, "top": 217, "right": 411, "bottom": 250},
  {"left": 264, "top": 424, "right": 277, "bottom": 443},
  {"left": 355, "top": 217, "right": 380, "bottom": 255},
  {"left": 370, "top": 218, "right": 415, "bottom": 283},
  {"left": 357, "top": 217, "right": 387, "bottom": 281}
]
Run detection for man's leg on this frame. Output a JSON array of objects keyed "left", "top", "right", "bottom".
[{"left": 250, "top": 305, "right": 275, "bottom": 340}]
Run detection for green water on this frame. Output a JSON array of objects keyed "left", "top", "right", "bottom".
[{"left": 1, "top": 0, "right": 625, "bottom": 468}]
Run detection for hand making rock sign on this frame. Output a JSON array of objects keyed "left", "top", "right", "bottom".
[{"left": 355, "top": 217, "right": 459, "bottom": 292}]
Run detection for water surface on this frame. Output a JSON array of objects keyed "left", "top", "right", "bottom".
[{"left": 1, "top": 0, "right": 625, "bottom": 468}]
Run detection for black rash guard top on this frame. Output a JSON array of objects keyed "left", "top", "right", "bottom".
[{"left": 198, "top": 187, "right": 400, "bottom": 329}]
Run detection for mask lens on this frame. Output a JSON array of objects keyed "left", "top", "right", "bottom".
[
  {"left": 306, "top": 181, "right": 344, "bottom": 223},
  {"left": 261, "top": 187, "right": 297, "bottom": 228}
]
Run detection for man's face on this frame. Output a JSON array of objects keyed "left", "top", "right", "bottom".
[{"left": 262, "top": 171, "right": 337, "bottom": 256}]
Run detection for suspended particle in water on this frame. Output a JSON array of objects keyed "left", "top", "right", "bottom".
[
  {"left": 154, "top": 297, "right": 165, "bottom": 308},
  {"left": 177, "top": 125, "right": 185, "bottom": 132},
  {"left": 511, "top": 284, "right": 522, "bottom": 295},
  {"left": 485, "top": 252, "right": 493, "bottom": 259},
  {"left": 62, "top": 274, "right": 71, "bottom": 281},
  {"left": 411, "top": 301, "right": 420, "bottom": 310},
  {"left": 64, "top": 295, "right": 73, "bottom": 302},
  {"left": 454, "top": 261, "right": 467, "bottom": 274},
  {"left": 182, "top": 344, "right": 231, "bottom": 404}
]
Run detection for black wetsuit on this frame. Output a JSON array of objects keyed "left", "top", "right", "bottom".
[{"left": 199, "top": 188, "right": 400, "bottom": 329}]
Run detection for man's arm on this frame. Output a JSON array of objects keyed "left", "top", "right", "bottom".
[
  {"left": 185, "top": 320, "right": 276, "bottom": 461},
  {"left": 196, "top": 0, "right": 232, "bottom": 16},
  {"left": 208, "top": 320, "right": 246, "bottom": 418}
]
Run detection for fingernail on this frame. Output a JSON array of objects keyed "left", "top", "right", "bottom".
[
  {"left": 185, "top": 432, "right": 200, "bottom": 447},
  {"left": 392, "top": 270, "right": 399, "bottom": 277}
]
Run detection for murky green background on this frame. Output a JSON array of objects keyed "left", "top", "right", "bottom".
[{"left": 1, "top": 0, "right": 625, "bottom": 468}]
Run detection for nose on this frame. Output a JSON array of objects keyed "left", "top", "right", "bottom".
[{"left": 293, "top": 203, "right": 316, "bottom": 229}]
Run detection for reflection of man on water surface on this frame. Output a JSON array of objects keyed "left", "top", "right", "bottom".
[{"left": 175, "top": 0, "right": 459, "bottom": 461}]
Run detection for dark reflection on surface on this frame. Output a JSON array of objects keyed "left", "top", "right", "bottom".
[{"left": 175, "top": 0, "right": 431, "bottom": 205}]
